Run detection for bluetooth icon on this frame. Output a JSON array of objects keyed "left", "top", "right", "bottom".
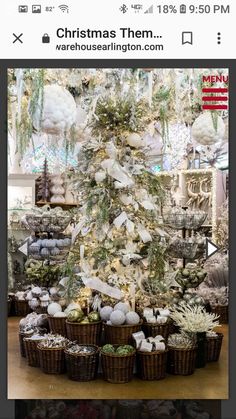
[{"left": 120, "top": 4, "right": 128, "bottom": 13}]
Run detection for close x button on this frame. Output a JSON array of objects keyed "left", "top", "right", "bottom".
[{"left": 12, "top": 33, "right": 23, "bottom": 44}]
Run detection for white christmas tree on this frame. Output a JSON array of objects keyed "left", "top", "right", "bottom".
[{"left": 69, "top": 93, "right": 170, "bottom": 309}]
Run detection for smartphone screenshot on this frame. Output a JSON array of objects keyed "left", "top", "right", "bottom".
[{"left": 0, "top": 1, "right": 234, "bottom": 418}]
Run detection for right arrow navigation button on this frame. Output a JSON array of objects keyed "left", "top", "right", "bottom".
[{"left": 206, "top": 238, "right": 219, "bottom": 259}]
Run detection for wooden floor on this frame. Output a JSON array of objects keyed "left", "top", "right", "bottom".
[{"left": 8, "top": 317, "right": 228, "bottom": 400}]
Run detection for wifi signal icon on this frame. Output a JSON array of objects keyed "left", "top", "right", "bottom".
[{"left": 59, "top": 4, "right": 69, "bottom": 13}]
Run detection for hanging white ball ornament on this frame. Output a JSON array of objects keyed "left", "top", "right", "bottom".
[
  {"left": 33, "top": 85, "right": 77, "bottom": 135},
  {"left": 191, "top": 112, "right": 225, "bottom": 145}
]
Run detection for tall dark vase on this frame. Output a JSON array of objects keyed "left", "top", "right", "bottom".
[{"left": 195, "top": 332, "right": 207, "bottom": 368}]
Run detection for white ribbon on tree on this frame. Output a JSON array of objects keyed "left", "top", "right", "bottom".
[
  {"left": 101, "top": 158, "right": 134, "bottom": 188},
  {"left": 113, "top": 211, "right": 135, "bottom": 234},
  {"left": 77, "top": 260, "right": 123, "bottom": 300},
  {"left": 137, "top": 224, "right": 152, "bottom": 243},
  {"left": 71, "top": 216, "right": 87, "bottom": 244}
]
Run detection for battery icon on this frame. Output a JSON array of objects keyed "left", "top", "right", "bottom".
[{"left": 180, "top": 4, "right": 187, "bottom": 13}]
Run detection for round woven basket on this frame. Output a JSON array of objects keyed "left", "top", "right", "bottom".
[
  {"left": 211, "top": 305, "right": 228, "bottom": 324},
  {"left": 19, "top": 331, "right": 34, "bottom": 357},
  {"left": 65, "top": 345, "right": 99, "bottom": 381},
  {"left": 167, "top": 347, "right": 197, "bottom": 375},
  {"left": 104, "top": 321, "right": 142, "bottom": 345},
  {"left": 24, "top": 336, "right": 45, "bottom": 367},
  {"left": 8, "top": 300, "right": 12, "bottom": 316},
  {"left": 15, "top": 300, "right": 31, "bottom": 317},
  {"left": 137, "top": 349, "right": 168, "bottom": 380},
  {"left": 48, "top": 316, "right": 67, "bottom": 337},
  {"left": 66, "top": 321, "right": 102, "bottom": 345},
  {"left": 37, "top": 344, "right": 66, "bottom": 374},
  {"left": 101, "top": 345, "right": 136, "bottom": 384},
  {"left": 207, "top": 333, "right": 224, "bottom": 362},
  {"left": 142, "top": 320, "right": 171, "bottom": 340}
]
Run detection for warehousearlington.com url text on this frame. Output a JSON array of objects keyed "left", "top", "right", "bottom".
[{"left": 55, "top": 42, "right": 164, "bottom": 53}]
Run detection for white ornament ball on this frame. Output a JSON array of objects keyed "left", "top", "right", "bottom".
[
  {"left": 56, "top": 239, "right": 65, "bottom": 248},
  {"left": 33, "top": 85, "right": 77, "bottom": 135},
  {"left": 41, "top": 248, "right": 50, "bottom": 257},
  {"left": 50, "top": 247, "right": 60, "bottom": 256},
  {"left": 125, "top": 311, "right": 140, "bottom": 325},
  {"left": 51, "top": 185, "right": 65, "bottom": 196},
  {"left": 114, "top": 302, "right": 130, "bottom": 314},
  {"left": 126, "top": 133, "right": 144, "bottom": 148},
  {"left": 63, "top": 238, "right": 71, "bottom": 247},
  {"left": 50, "top": 195, "right": 65, "bottom": 204},
  {"left": 95, "top": 170, "right": 106, "bottom": 183},
  {"left": 47, "top": 302, "right": 62, "bottom": 316},
  {"left": 53, "top": 311, "right": 67, "bottom": 318},
  {"left": 45, "top": 239, "right": 57, "bottom": 249},
  {"left": 110, "top": 309, "right": 126, "bottom": 325},
  {"left": 100, "top": 306, "right": 113, "bottom": 321},
  {"left": 191, "top": 112, "right": 225, "bottom": 145}
]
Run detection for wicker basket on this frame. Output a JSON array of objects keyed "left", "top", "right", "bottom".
[
  {"left": 65, "top": 345, "right": 99, "bottom": 381},
  {"left": 101, "top": 345, "right": 136, "bottom": 383},
  {"left": 207, "top": 333, "right": 224, "bottom": 362},
  {"left": 137, "top": 349, "right": 168, "bottom": 380},
  {"left": 104, "top": 321, "right": 142, "bottom": 345},
  {"left": 37, "top": 345, "right": 66, "bottom": 374},
  {"left": 66, "top": 321, "right": 102, "bottom": 345},
  {"left": 8, "top": 300, "right": 12, "bottom": 316},
  {"left": 19, "top": 331, "right": 34, "bottom": 357},
  {"left": 15, "top": 300, "right": 31, "bottom": 317},
  {"left": 48, "top": 316, "right": 67, "bottom": 337},
  {"left": 211, "top": 305, "right": 228, "bottom": 324},
  {"left": 24, "top": 336, "right": 45, "bottom": 367},
  {"left": 142, "top": 321, "right": 171, "bottom": 340},
  {"left": 167, "top": 347, "right": 197, "bottom": 375}
]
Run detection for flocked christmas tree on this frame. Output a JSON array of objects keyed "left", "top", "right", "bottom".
[
  {"left": 68, "top": 93, "right": 171, "bottom": 309},
  {"left": 36, "top": 158, "right": 51, "bottom": 202}
]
